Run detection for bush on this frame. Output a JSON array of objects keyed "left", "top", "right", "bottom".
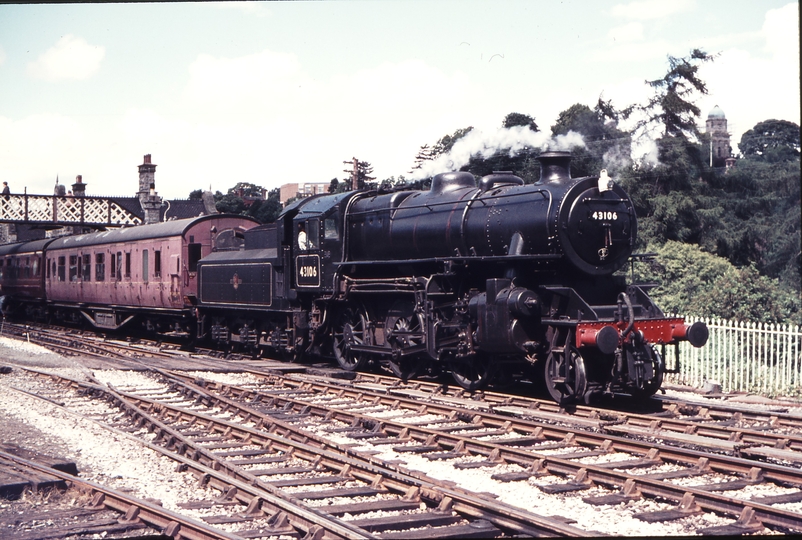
[{"left": 634, "top": 241, "right": 801, "bottom": 324}]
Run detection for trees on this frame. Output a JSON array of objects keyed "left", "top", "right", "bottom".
[
  {"left": 214, "top": 192, "right": 246, "bottom": 215},
  {"left": 550, "top": 102, "right": 631, "bottom": 178},
  {"left": 354, "top": 160, "right": 375, "bottom": 190},
  {"left": 502, "top": 112, "right": 538, "bottom": 132},
  {"left": 633, "top": 242, "right": 800, "bottom": 324},
  {"left": 409, "top": 144, "right": 436, "bottom": 174},
  {"left": 431, "top": 126, "right": 474, "bottom": 156},
  {"left": 244, "top": 188, "right": 282, "bottom": 223},
  {"left": 552, "top": 104, "right": 609, "bottom": 141},
  {"left": 637, "top": 49, "right": 716, "bottom": 140},
  {"left": 738, "top": 119, "right": 801, "bottom": 161}
]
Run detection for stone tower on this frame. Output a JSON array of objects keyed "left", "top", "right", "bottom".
[
  {"left": 138, "top": 154, "right": 163, "bottom": 224},
  {"left": 705, "top": 106, "right": 734, "bottom": 168}
]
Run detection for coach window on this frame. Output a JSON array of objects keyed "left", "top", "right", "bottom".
[
  {"left": 142, "top": 249, "right": 149, "bottom": 283},
  {"left": 124, "top": 252, "right": 131, "bottom": 278},
  {"left": 95, "top": 253, "right": 105, "bottom": 281},
  {"left": 154, "top": 250, "right": 161, "bottom": 278},
  {"left": 117, "top": 252, "right": 123, "bottom": 280},
  {"left": 0, "top": 260, "right": 4, "bottom": 280},
  {"left": 110, "top": 253, "right": 116, "bottom": 279},
  {"left": 69, "top": 255, "right": 78, "bottom": 282},
  {"left": 32, "top": 257, "right": 39, "bottom": 277},
  {"left": 58, "top": 256, "right": 66, "bottom": 282},
  {"left": 188, "top": 243, "right": 202, "bottom": 273},
  {"left": 82, "top": 254, "right": 91, "bottom": 281}
]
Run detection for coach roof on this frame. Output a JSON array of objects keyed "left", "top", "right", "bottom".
[
  {"left": 0, "top": 238, "right": 55, "bottom": 257},
  {"left": 45, "top": 214, "right": 258, "bottom": 250}
]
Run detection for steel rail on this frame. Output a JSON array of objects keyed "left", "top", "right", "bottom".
[
  {"left": 18, "top": 365, "right": 587, "bottom": 538},
  {"left": 0, "top": 449, "right": 246, "bottom": 540},
  {"left": 22, "top": 371, "right": 380, "bottom": 540},
  {"left": 119, "top": 370, "right": 592, "bottom": 538},
  {"left": 347, "top": 371, "right": 802, "bottom": 447},
  {"left": 168, "top": 369, "right": 802, "bottom": 533}
]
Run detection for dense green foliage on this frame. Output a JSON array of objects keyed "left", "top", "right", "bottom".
[
  {"left": 738, "top": 119, "right": 801, "bottom": 161},
  {"left": 633, "top": 242, "right": 799, "bottom": 324},
  {"left": 213, "top": 183, "right": 282, "bottom": 223}
]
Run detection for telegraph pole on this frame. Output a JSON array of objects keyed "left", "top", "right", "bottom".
[{"left": 343, "top": 157, "right": 359, "bottom": 191}]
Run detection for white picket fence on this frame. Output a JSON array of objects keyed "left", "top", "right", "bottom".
[{"left": 664, "top": 316, "right": 802, "bottom": 397}]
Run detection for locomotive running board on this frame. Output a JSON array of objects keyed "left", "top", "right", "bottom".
[{"left": 80, "top": 310, "right": 135, "bottom": 331}]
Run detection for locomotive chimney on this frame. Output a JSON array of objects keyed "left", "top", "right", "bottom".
[{"left": 537, "top": 151, "right": 572, "bottom": 184}]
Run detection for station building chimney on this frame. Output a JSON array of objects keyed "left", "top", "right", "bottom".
[{"left": 138, "top": 154, "right": 163, "bottom": 224}]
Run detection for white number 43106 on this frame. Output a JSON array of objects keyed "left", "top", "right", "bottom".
[{"left": 591, "top": 211, "right": 618, "bottom": 221}]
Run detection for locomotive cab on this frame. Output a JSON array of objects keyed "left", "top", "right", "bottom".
[{"left": 285, "top": 191, "right": 351, "bottom": 294}]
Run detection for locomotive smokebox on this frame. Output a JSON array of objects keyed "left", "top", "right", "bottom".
[{"left": 538, "top": 151, "right": 572, "bottom": 183}]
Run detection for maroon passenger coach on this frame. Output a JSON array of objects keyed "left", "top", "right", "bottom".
[{"left": 0, "top": 215, "right": 258, "bottom": 333}]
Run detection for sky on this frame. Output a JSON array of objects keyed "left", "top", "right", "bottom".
[{"left": 0, "top": 0, "right": 799, "bottom": 200}]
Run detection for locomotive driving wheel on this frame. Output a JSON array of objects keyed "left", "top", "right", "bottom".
[
  {"left": 332, "top": 307, "right": 369, "bottom": 371},
  {"left": 450, "top": 353, "right": 495, "bottom": 392},
  {"left": 385, "top": 301, "right": 425, "bottom": 380},
  {"left": 544, "top": 329, "right": 587, "bottom": 404}
]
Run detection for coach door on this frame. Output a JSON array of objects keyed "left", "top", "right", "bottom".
[{"left": 294, "top": 217, "right": 321, "bottom": 289}]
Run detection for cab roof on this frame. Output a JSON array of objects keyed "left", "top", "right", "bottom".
[{"left": 279, "top": 191, "right": 354, "bottom": 220}]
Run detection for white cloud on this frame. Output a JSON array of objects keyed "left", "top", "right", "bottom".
[
  {"left": 611, "top": 0, "right": 696, "bottom": 21},
  {"left": 698, "top": 2, "right": 800, "bottom": 148},
  {"left": 601, "top": 40, "right": 676, "bottom": 64},
  {"left": 0, "top": 113, "right": 89, "bottom": 193},
  {"left": 607, "top": 22, "right": 644, "bottom": 43},
  {"left": 762, "top": 2, "right": 799, "bottom": 61},
  {"left": 171, "top": 50, "right": 480, "bottom": 191},
  {"left": 184, "top": 50, "right": 303, "bottom": 107},
  {"left": 26, "top": 35, "right": 105, "bottom": 81}
]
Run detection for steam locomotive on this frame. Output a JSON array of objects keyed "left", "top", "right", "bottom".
[{"left": 0, "top": 151, "right": 707, "bottom": 404}]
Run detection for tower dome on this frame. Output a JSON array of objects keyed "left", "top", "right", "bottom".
[{"left": 705, "top": 105, "right": 731, "bottom": 166}]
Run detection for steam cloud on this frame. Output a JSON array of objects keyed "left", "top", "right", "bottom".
[{"left": 411, "top": 125, "right": 585, "bottom": 180}]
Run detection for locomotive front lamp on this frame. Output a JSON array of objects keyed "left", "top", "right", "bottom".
[{"left": 597, "top": 169, "right": 613, "bottom": 192}]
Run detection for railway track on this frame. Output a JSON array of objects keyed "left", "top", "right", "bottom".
[
  {"left": 153, "top": 367, "right": 802, "bottom": 535},
  {"left": 2, "top": 329, "right": 802, "bottom": 536},
  {"left": 0, "top": 321, "right": 181, "bottom": 362},
  {"left": 8, "top": 365, "right": 590, "bottom": 538},
  {"left": 0, "top": 448, "right": 244, "bottom": 540},
  {"left": 340, "top": 371, "right": 802, "bottom": 460}
]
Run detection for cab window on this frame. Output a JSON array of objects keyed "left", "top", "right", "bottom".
[
  {"left": 307, "top": 219, "right": 320, "bottom": 250},
  {"left": 324, "top": 217, "right": 339, "bottom": 240}
]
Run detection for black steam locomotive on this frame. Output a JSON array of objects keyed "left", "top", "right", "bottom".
[{"left": 197, "top": 151, "right": 708, "bottom": 404}]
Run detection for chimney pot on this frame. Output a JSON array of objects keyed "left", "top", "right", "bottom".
[
  {"left": 76, "top": 175, "right": 82, "bottom": 183},
  {"left": 537, "top": 151, "right": 572, "bottom": 184},
  {"left": 144, "top": 154, "right": 151, "bottom": 164}
]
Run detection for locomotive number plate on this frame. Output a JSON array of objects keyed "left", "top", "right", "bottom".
[
  {"left": 296, "top": 254, "right": 321, "bottom": 287},
  {"left": 591, "top": 211, "right": 618, "bottom": 221}
]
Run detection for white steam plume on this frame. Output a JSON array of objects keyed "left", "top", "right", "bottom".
[{"left": 411, "top": 125, "right": 585, "bottom": 180}]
